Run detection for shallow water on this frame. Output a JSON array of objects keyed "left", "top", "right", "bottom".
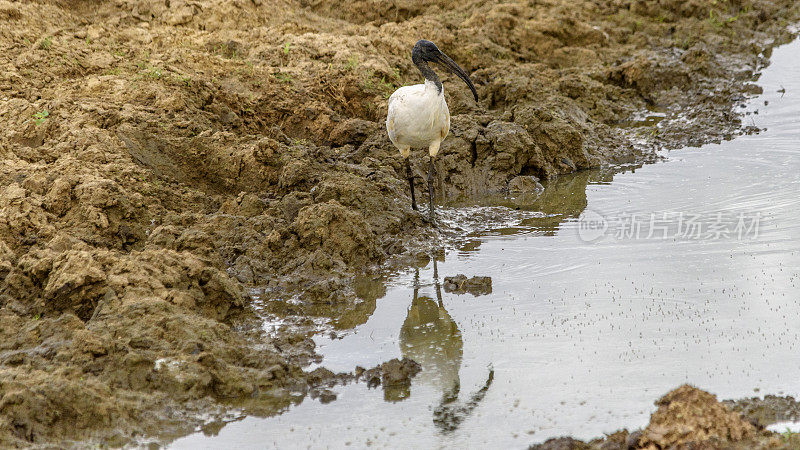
[{"left": 172, "top": 39, "right": 800, "bottom": 449}]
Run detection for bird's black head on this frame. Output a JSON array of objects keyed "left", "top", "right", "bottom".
[
  {"left": 412, "top": 40, "right": 442, "bottom": 63},
  {"left": 411, "top": 39, "right": 478, "bottom": 103}
]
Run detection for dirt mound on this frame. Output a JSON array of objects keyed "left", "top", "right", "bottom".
[
  {"left": 0, "top": 0, "right": 798, "bottom": 445},
  {"left": 639, "top": 385, "right": 756, "bottom": 448},
  {"left": 529, "top": 386, "right": 794, "bottom": 449}
]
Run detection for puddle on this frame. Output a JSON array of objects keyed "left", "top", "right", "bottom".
[
  {"left": 768, "top": 421, "right": 800, "bottom": 434},
  {"left": 171, "top": 39, "right": 800, "bottom": 448}
]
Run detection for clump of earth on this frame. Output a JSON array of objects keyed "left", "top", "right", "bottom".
[
  {"left": 532, "top": 385, "right": 800, "bottom": 449},
  {"left": 443, "top": 274, "right": 492, "bottom": 296},
  {"left": 0, "top": 0, "right": 799, "bottom": 446}
]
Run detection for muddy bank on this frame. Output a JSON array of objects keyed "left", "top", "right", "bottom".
[
  {"left": 530, "top": 385, "right": 800, "bottom": 449},
  {"left": 1, "top": 0, "right": 800, "bottom": 446}
]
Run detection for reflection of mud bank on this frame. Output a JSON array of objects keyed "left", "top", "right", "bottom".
[{"left": 1, "top": 0, "right": 799, "bottom": 446}]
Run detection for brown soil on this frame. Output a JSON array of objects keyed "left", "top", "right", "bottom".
[
  {"left": 443, "top": 274, "right": 492, "bottom": 295},
  {"left": 1, "top": 0, "right": 799, "bottom": 446},
  {"left": 531, "top": 385, "right": 799, "bottom": 449},
  {"left": 725, "top": 395, "right": 800, "bottom": 429},
  {"left": 639, "top": 385, "right": 756, "bottom": 448},
  {"left": 304, "top": 356, "right": 421, "bottom": 404}
]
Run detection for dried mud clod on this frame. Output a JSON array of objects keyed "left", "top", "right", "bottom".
[
  {"left": 443, "top": 274, "right": 493, "bottom": 296},
  {"left": 358, "top": 357, "right": 422, "bottom": 402},
  {"left": 305, "top": 358, "right": 422, "bottom": 404}
]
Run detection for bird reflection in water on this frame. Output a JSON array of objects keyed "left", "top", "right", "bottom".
[{"left": 399, "top": 259, "right": 494, "bottom": 433}]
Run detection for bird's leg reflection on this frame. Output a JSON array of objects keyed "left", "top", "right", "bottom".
[
  {"left": 432, "top": 260, "right": 461, "bottom": 404},
  {"left": 400, "top": 264, "right": 462, "bottom": 402},
  {"left": 399, "top": 259, "right": 493, "bottom": 434},
  {"left": 433, "top": 367, "right": 494, "bottom": 433}
]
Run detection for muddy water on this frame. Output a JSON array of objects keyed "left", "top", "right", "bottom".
[{"left": 172, "top": 40, "right": 800, "bottom": 448}]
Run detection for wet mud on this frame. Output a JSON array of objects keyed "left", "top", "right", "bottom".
[
  {"left": 1, "top": 0, "right": 799, "bottom": 446},
  {"left": 305, "top": 357, "right": 422, "bottom": 404},
  {"left": 725, "top": 395, "right": 800, "bottom": 430},
  {"left": 443, "top": 274, "right": 492, "bottom": 296},
  {"left": 531, "top": 386, "right": 800, "bottom": 449}
]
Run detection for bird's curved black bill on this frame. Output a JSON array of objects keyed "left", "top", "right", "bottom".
[{"left": 435, "top": 52, "right": 478, "bottom": 103}]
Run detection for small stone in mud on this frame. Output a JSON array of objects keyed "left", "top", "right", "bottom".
[
  {"left": 306, "top": 367, "right": 337, "bottom": 387},
  {"left": 443, "top": 274, "right": 492, "bottom": 296},
  {"left": 319, "top": 390, "right": 337, "bottom": 404},
  {"left": 379, "top": 357, "right": 421, "bottom": 387},
  {"left": 356, "top": 357, "right": 421, "bottom": 401},
  {"left": 354, "top": 366, "right": 365, "bottom": 378},
  {"left": 309, "top": 388, "right": 338, "bottom": 404}
]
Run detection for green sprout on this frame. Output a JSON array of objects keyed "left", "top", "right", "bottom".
[
  {"left": 282, "top": 42, "right": 291, "bottom": 56},
  {"left": 146, "top": 67, "right": 162, "bottom": 79},
  {"left": 33, "top": 110, "right": 49, "bottom": 126},
  {"left": 39, "top": 37, "right": 52, "bottom": 50},
  {"left": 345, "top": 55, "right": 359, "bottom": 71},
  {"left": 274, "top": 72, "right": 293, "bottom": 83}
]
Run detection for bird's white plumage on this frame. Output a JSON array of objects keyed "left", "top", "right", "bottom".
[{"left": 386, "top": 80, "right": 450, "bottom": 156}]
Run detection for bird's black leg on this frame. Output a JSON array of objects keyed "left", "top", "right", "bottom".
[
  {"left": 428, "top": 156, "right": 436, "bottom": 225},
  {"left": 405, "top": 158, "right": 417, "bottom": 211}
]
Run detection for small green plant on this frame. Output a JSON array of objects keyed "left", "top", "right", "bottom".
[
  {"left": 274, "top": 72, "right": 293, "bottom": 83},
  {"left": 708, "top": 10, "right": 722, "bottom": 28},
  {"left": 137, "top": 50, "right": 150, "bottom": 69},
  {"left": 145, "top": 67, "right": 162, "bottom": 79},
  {"left": 706, "top": 8, "right": 739, "bottom": 29},
  {"left": 726, "top": 8, "right": 745, "bottom": 24},
  {"left": 178, "top": 75, "right": 192, "bottom": 87},
  {"left": 282, "top": 42, "right": 291, "bottom": 56},
  {"left": 39, "top": 37, "right": 52, "bottom": 50},
  {"left": 345, "top": 55, "right": 359, "bottom": 71},
  {"left": 240, "top": 60, "right": 255, "bottom": 76},
  {"left": 362, "top": 71, "right": 395, "bottom": 97},
  {"left": 33, "top": 110, "right": 49, "bottom": 126},
  {"left": 379, "top": 76, "right": 393, "bottom": 90},
  {"left": 32, "top": 313, "right": 41, "bottom": 320}
]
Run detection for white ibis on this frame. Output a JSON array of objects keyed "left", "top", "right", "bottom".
[{"left": 386, "top": 40, "right": 478, "bottom": 224}]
